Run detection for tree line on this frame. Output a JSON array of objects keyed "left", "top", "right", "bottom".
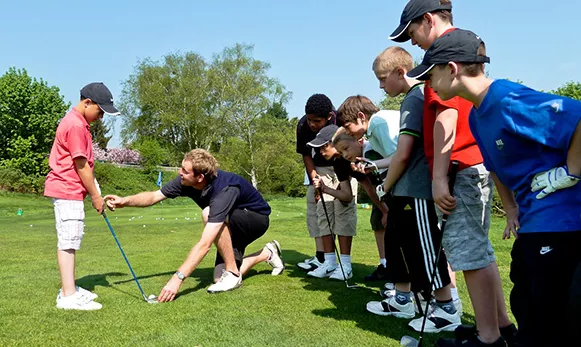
[{"left": 1, "top": 44, "right": 581, "bottom": 196}]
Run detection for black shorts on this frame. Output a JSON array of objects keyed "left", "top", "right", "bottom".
[
  {"left": 214, "top": 208, "right": 270, "bottom": 269},
  {"left": 384, "top": 196, "right": 450, "bottom": 294},
  {"left": 510, "top": 231, "right": 581, "bottom": 347}
]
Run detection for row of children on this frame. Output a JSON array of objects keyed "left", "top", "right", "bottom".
[{"left": 296, "top": 0, "right": 581, "bottom": 346}]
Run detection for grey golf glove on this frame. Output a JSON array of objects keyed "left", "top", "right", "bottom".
[{"left": 531, "top": 166, "right": 580, "bottom": 199}]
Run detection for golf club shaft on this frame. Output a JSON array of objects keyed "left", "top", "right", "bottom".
[
  {"left": 103, "top": 212, "right": 148, "bottom": 300},
  {"left": 417, "top": 161, "right": 459, "bottom": 347},
  {"left": 318, "top": 187, "right": 351, "bottom": 287}
]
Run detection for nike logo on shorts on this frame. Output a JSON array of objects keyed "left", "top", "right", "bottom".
[{"left": 540, "top": 246, "right": 553, "bottom": 255}]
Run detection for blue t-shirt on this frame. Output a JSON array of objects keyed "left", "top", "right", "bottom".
[{"left": 469, "top": 79, "right": 581, "bottom": 233}]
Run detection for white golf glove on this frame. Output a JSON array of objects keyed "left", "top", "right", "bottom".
[{"left": 531, "top": 166, "right": 580, "bottom": 199}]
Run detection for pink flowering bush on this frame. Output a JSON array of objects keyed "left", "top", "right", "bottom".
[{"left": 93, "top": 143, "right": 141, "bottom": 164}]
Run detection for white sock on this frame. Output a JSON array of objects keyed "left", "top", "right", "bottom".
[
  {"left": 324, "top": 253, "right": 337, "bottom": 266},
  {"left": 450, "top": 287, "right": 459, "bottom": 301},
  {"left": 379, "top": 258, "right": 387, "bottom": 267},
  {"left": 339, "top": 254, "right": 351, "bottom": 268}
]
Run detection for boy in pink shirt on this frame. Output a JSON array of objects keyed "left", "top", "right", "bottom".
[{"left": 45, "top": 82, "right": 119, "bottom": 310}]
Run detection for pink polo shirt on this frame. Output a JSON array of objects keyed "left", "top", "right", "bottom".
[{"left": 44, "top": 108, "right": 94, "bottom": 200}]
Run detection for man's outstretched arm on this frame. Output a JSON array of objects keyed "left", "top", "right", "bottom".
[{"left": 104, "top": 190, "right": 167, "bottom": 210}]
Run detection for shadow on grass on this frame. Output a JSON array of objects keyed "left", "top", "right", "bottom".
[{"left": 282, "top": 250, "right": 461, "bottom": 345}]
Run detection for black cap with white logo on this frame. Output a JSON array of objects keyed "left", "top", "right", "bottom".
[
  {"left": 406, "top": 29, "right": 490, "bottom": 80},
  {"left": 80, "top": 82, "right": 120, "bottom": 115},
  {"left": 389, "top": 0, "right": 452, "bottom": 43},
  {"left": 307, "top": 125, "right": 340, "bottom": 148}
]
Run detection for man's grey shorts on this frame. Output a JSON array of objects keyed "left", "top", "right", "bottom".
[{"left": 440, "top": 164, "right": 496, "bottom": 272}]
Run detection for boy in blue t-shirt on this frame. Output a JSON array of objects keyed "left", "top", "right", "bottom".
[{"left": 407, "top": 28, "right": 581, "bottom": 347}]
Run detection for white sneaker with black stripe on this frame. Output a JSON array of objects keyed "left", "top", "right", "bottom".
[
  {"left": 366, "top": 295, "right": 415, "bottom": 318},
  {"left": 408, "top": 304, "right": 461, "bottom": 333},
  {"left": 297, "top": 256, "right": 322, "bottom": 271},
  {"left": 415, "top": 295, "right": 463, "bottom": 317},
  {"left": 307, "top": 261, "right": 337, "bottom": 278}
]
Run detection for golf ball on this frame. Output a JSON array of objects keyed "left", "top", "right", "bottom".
[{"left": 143, "top": 225, "right": 146, "bottom": 227}]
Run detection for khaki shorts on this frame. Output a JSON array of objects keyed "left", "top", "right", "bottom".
[
  {"left": 53, "top": 198, "right": 85, "bottom": 250},
  {"left": 440, "top": 164, "right": 496, "bottom": 271},
  {"left": 317, "top": 199, "right": 357, "bottom": 237},
  {"left": 306, "top": 166, "right": 337, "bottom": 238}
]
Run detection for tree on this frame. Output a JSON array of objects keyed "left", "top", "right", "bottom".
[
  {"left": 265, "top": 100, "right": 288, "bottom": 119},
  {"left": 91, "top": 119, "right": 112, "bottom": 149},
  {"left": 0, "top": 68, "right": 69, "bottom": 176},
  {"left": 378, "top": 94, "right": 404, "bottom": 111},
  {"left": 552, "top": 81, "right": 581, "bottom": 101},
  {"left": 119, "top": 52, "right": 224, "bottom": 165},
  {"left": 209, "top": 44, "right": 291, "bottom": 188}
]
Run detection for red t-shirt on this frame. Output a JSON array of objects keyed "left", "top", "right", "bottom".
[
  {"left": 44, "top": 108, "right": 94, "bottom": 200},
  {"left": 423, "top": 80, "right": 483, "bottom": 174}
]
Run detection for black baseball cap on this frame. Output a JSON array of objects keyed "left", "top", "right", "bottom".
[
  {"left": 389, "top": 0, "right": 452, "bottom": 43},
  {"left": 307, "top": 125, "right": 340, "bottom": 148},
  {"left": 406, "top": 29, "right": 490, "bottom": 80},
  {"left": 80, "top": 82, "right": 120, "bottom": 115}
]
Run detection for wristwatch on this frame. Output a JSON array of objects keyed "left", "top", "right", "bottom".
[{"left": 175, "top": 271, "right": 186, "bottom": 280}]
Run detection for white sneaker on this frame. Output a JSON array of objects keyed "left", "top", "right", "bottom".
[
  {"left": 207, "top": 270, "right": 242, "bottom": 293},
  {"left": 415, "top": 295, "right": 463, "bottom": 317},
  {"left": 265, "top": 240, "right": 285, "bottom": 276},
  {"left": 307, "top": 262, "right": 337, "bottom": 278},
  {"left": 56, "top": 291, "right": 102, "bottom": 311},
  {"left": 366, "top": 295, "right": 415, "bottom": 318},
  {"left": 328, "top": 265, "right": 352, "bottom": 280},
  {"left": 57, "top": 286, "right": 98, "bottom": 303},
  {"left": 297, "top": 256, "right": 321, "bottom": 271},
  {"left": 408, "top": 304, "right": 461, "bottom": 333},
  {"left": 380, "top": 282, "right": 396, "bottom": 298}
]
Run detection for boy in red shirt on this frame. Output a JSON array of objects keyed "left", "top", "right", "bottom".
[{"left": 45, "top": 82, "right": 119, "bottom": 310}]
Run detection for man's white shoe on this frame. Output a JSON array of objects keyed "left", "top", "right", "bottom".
[
  {"left": 408, "top": 304, "right": 461, "bottom": 333},
  {"left": 207, "top": 270, "right": 242, "bottom": 293},
  {"left": 328, "top": 265, "right": 352, "bottom": 280},
  {"left": 57, "top": 286, "right": 98, "bottom": 303},
  {"left": 265, "top": 240, "right": 285, "bottom": 276},
  {"left": 56, "top": 291, "right": 102, "bottom": 311},
  {"left": 307, "top": 262, "right": 337, "bottom": 278},
  {"left": 366, "top": 295, "right": 415, "bottom": 318},
  {"left": 297, "top": 256, "right": 321, "bottom": 271}
]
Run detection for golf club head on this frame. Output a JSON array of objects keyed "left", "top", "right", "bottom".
[
  {"left": 146, "top": 294, "right": 159, "bottom": 304},
  {"left": 400, "top": 335, "right": 420, "bottom": 347}
]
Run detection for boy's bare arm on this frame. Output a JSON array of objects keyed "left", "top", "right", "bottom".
[
  {"left": 490, "top": 172, "right": 519, "bottom": 239},
  {"left": 383, "top": 134, "right": 415, "bottom": 192},
  {"left": 303, "top": 155, "right": 317, "bottom": 181},
  {"left": 104, "top": 191, "right": 166, "bottom": 210},
  {"left": 73, "top": 157, "right": 104, "bottom": 214},
  {"left": 432, "top": 106, "right": 458, "bottom": 214},
  {"left": 315, "top": 178, "right": 353, "bottom": 202}
]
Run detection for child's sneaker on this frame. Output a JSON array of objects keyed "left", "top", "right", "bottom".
[
  {"left": 57, "top": 286, "right": 98, "bottom": 303},
  {"left": 408, "top": 305, "right": 461, "bottom": 333},
  {"left": 364, "top": 264, "right": 389, "bottom": 282},
  {"left": 207, "top": 270, "right": 242, "bottom": 293},
  {"left": 328, "top": 265, "right": 352, "bottom": 280},
  {"left": 307, "top": 262, "right": 337, "bottom": 278},
  {"left": 56, "top": 291, "right": 102, "bottom": 311},
  {"left": 265, "top": 240, "right": 285, "bottom": 275},
  {"left": 297, "top": 256, "right": 321, "bottom": 271},
  {"left": 366, "top": 295, "right": 415, "bottom": 318}
]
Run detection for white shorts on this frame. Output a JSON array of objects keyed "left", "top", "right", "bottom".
[{"left": 53, "top": 199, "right": 85, "bottom": 250}]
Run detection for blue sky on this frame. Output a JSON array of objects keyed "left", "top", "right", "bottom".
[{"left": 1, "top": 0, "right": 579, "bottom": 147}]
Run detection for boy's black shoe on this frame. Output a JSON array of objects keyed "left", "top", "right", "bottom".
[
  {"left": 364, "top": 264, "right": 389, "bottom": 282},
  {"left": 454, "top": 324, "right": 517, "bottom": 346},
  {"left": 436, "top": 336, "right": 507, "bottom": 347}
]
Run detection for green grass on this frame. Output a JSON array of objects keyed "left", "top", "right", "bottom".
[{"left": 0, "top": 191, "right": 514, "bottom": 346}]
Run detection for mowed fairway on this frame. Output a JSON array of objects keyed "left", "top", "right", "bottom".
[{"left": 0, "top": 192, "right": 514, "bottom": 346}]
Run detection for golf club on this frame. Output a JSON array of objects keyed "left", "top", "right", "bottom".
[
  {"left": 317, "top": 184, "right": 364, "bottom": 289},
  {"left": 102, "top": 211, "right": 158, "bottom": 304},
  {"left": 400, "top": 160, "right": 459, "bottom": 347}
]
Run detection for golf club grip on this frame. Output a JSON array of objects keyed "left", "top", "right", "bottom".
[{"left": 448, "top": 161, "right": 460, "bottom": 195}]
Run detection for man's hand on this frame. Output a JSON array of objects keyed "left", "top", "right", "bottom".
[
  {"left": 91, "top": 195, "right": 105, "bottom": 214},
  {"left": 381, "top": 210, "right": 388, "bottom": 228},
  {"left": 502, "top": 205, "right": 520, "bottom": 240},
  {"left": 531, "top": 166, "right": 580, "bottom": 199},
  {"left": 433, "top": 176, "right": 456, "bottom": 214},
  {"left": 104, "top": 194, "right": 126, "bottom": 211},
  {"left": 158, "top": 275, "right": 183, "bottom": 303}
]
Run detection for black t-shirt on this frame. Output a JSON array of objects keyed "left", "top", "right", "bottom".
[
  {"left": 160, "top": 170, "right": 271, "bottom": 223},
  {"left": 296, "top": 112, "right": 337, "bottom": 167},
  {"left": 334, "top": 157, "right": 366, "bottom": 183}
]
